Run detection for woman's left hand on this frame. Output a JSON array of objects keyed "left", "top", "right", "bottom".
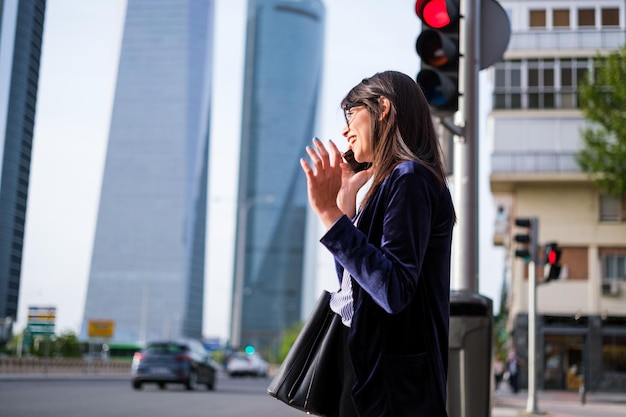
[{"left": 300, "top": 138, "right": 344, "bottom": 228}]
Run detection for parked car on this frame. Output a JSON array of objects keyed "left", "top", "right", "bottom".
[
  {"left": 226, "top": 352, "right": 269, "bottom": 377},
  {"left": 131, "top": 339, "right": 218, "bottom": 390}
]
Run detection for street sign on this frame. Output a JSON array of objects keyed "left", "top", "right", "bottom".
[
  {"left": 27, "top": 322, "right": 55, "bottom": 336},
  {"left": 88, "top": 319, "right": 115, "bottom": 338},
  {"left": 28, "top": 306, "right": 56, "bottom": 323},
  {"left": 27, "top": 306, "right": 56, "bottom": 336}
]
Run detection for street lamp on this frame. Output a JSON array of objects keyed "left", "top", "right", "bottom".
[{"left": 230, "top": 194, "right": 275, "bottom": 349}]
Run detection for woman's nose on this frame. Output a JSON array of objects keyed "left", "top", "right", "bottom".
[{"left": 341, "top": 123, "right": 349, "bottom": 137}]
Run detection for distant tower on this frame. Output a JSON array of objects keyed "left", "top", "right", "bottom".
[
  {"left": 0, "top": 0, "right": 46, "bottom": 342},
  {"left": 231, "top": 0, "right": 325, "bottom": 353},
  {"left": 81, "top": 0, "right": 215, "bottom": 343}
]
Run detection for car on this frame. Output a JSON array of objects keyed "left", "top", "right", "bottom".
[
  {"left": 131, "top": 339, "right": 218, "bottom": 390},
  {"left": 226, "top": 352, "right": 269, "bottom": 377}
]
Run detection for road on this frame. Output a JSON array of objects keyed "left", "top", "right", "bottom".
[
  {"left": 1, "top": 373, "right": 624, "bottom": 417},
  {"left": 0, "top": 374, "right": 303, "bottom": 417}
]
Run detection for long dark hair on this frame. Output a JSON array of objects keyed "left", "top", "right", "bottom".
[{"left": 341, "top": 71, "right": 448, "bottom": 206}]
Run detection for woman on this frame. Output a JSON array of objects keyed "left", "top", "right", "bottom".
[{"left": 300, "top": 71, "right": 455, "bottom": 416}]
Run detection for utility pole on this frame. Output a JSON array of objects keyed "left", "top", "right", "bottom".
[{"left": 514, "top": 216, "right": 540, "bottom": 415}]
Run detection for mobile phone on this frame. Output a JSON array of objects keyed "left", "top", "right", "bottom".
[{"left": 343, "top": 149, "right": 372, "bottom": 173}]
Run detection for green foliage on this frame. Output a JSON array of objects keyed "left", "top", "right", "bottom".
[
  {"left": 492, "top": 289, "right": 509, "bottom": 362},
  {"left": 2, "top": 330, "right": 82, "bottom": 357},
  {"left": 576, "top": 45, "right": 626, "bottom": 198},
  {"left": 278, "top": 321, "right": 304, "bottom": 363},
  {"left": 55, "top": 331, "right": 82, "bottom": 357}
]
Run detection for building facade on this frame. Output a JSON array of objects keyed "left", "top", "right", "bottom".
[
  {"left": 0, "top": 0, "right": 46, "bottom": 342},
  {"left": 81, "top": 0, "right": 214, "bottom": 343},
  {"left": 490, "top": 0, "right": 626, "bottom": 391},
  {"left": 231, "top": 0, "right": 325, "bottom": 355}
]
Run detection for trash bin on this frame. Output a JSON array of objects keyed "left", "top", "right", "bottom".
[{"left": 446, "top": 290, "right": 493, "bottom": 417}]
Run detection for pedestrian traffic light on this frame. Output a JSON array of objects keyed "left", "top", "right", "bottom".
[
  {"left": 543, "top": 242, "right": 562, "bottom": 281},
  {"left": 415, "top": 0, "right": 460, "bottom": 116},
  {"left": 513, "top": 217, "right": 538, "bottom": 262}
]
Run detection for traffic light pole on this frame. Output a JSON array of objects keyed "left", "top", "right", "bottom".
[
  {"left": 526, "top": 258, "right": 540, "bottom": 415},
  {"left": 451, "top": 0, "right": 480, "bottom": 293}
]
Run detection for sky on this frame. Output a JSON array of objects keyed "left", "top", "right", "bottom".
[{"left": 16, "top": 0, "right": 504, "bottom": 340}]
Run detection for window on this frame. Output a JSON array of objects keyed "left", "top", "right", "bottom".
[
  {"left": 599, "top": 194, "right": 624, "bottom": 222},
  {"left": 530, "top": 10, "right": 546, "bottom": 28},
  {"left": 553, "top": 9, "right": 570, "bottom": 28},
  {"left": 603, "top": 254, "right": 626, "bottom": 281},
  {"left": 602, "top": 335, "right": 626, "bottom": 372},
  {"left": 601, "top": 8, "right": 619, "bottom": 27},
  {"left": 493, "top": 57, "right": 593, "bottom": 110},
  {"left": 493, "top": 60, "right": 522, "bottom": 109},
  {"left": 578, "top": 9, "right": 595, "bottom": 27}
]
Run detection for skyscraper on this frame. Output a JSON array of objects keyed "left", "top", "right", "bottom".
[
  {"left": 231, "top": 0, "right": 325, "bottom": 354},
  {"left": 0, "top": 0, "right": 46, "bottom": 343},
  {"left": 81, "top": 0, "right": 214, "bottom": 343}
]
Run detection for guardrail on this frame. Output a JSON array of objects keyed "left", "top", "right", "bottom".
[{"left": 0, "top": 357, "right": 131, "bottom": 374}]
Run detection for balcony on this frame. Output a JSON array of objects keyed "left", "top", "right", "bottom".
[
  {"left": 492, "top": 151, "right": 582, "bottom": 174},
  {"left": 507, "top": 29, "right": 626, "bottom": 53}
]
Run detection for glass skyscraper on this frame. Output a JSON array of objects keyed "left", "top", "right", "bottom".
[
  {"left": 0, "top": 0, "right": 46, "bottom": 342},
  {"left": 232, "top": 0, "right": 325, "bottom": 354},
  {"left": 81, "top": 0, "right": 214, "bottom": 343}
]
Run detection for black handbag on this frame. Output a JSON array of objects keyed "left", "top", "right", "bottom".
[{"left": 267, "top": 290, "right": 342, "bottom": 416}]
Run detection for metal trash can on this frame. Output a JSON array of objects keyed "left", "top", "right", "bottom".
[{"left": 446, "top": 290, "right": 493, "bottom": 417}]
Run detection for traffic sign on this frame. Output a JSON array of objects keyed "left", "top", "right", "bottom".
[
  {"left": 88, "top": 319, "right": 115, "bottom": 338},
  {"left": 28, "top": 322, "right": 55, "bottom": 336},
  {"left": 28, "top": 306, "right": 56, "bottom": 323},
  {"left": 27, "top": 306, "right": 56, "bottom": 337}
]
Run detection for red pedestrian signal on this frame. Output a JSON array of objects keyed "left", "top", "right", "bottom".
[{"left": 544, "top": 242, "right": 562, "bottom": 281}]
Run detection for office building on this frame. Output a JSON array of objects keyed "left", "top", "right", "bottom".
[
  {"left": 81, "top": 0, "right": 214, "bottom": 343},
  {"left": 490, "top": 0, "right": 626, "bottom": 391},
  {"left": 0, "top": 0, "right": 46, "bottom": 342},
  {"left": 231, "top": 0, "right": 325, "bottom": 354}
]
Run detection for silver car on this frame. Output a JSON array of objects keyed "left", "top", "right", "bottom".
[{"left": 131, "top": 339, "right": 218, "bottom": 390}]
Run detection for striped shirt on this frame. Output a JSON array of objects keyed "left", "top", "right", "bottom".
[
  {"left": 329, "top": 210, "right": 363, "bottom": 327},
  {"left": 328, "top": 177, "right": 372, "bottom": 328},
  {"left": 330, "top": 268, "right": 354, "bottom": 327}
]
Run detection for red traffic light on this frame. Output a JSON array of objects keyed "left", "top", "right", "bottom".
[
  {"left": 544, "top": 242, "right": 561, "bottom": 265},
  {"left": 547, "top": 250, "right": 557, "bottom": 264},
  {"left": 415, "top": 0, "right": 459, "bottom": 29}
]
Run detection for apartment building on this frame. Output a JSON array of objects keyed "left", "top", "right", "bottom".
[{"left": 489, "top": 0, "right": 626, "bottom": 391}]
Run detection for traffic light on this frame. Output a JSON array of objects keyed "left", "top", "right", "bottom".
[
  {"left": 513, "top": 217, "right": 538, "bottom": 262},
  {"left": 415, "top": 0, "right": 461, "bottom": 116},
  {"left": 543, "top": 242, "right": 562, "bottom": 281}
]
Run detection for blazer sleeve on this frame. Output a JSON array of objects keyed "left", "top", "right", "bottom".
[{"left": 320, "top": 166, "right": 435, "bottom": 314}]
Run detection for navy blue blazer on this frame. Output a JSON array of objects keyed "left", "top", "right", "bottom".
[{"left": 320, "top": 161, "right": 454, "bottom": 417}]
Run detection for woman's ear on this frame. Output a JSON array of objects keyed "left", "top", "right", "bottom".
[{"left": 378, "top": 96, "right": 391, "bottom": 121}]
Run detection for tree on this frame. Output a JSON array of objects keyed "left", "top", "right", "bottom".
[
  {"left": 55, "top": 331, "right": 82, "bottom": 357},
  {"left": 576, "top": 45, "right": 626, "bottom": 198},
  {"left": 278, "top": 321, "right": 303, "bottom": 363}
]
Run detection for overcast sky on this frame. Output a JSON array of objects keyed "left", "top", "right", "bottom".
[{"left": 17, "top": 0, "right": 504, "bottom": 340}]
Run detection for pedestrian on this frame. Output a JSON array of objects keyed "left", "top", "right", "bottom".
[
  {"left": 300, "top": 70, "right": 456, "bottom": 417},
  {"left": 494, "top": 356, "right": 505, "bottom": 391},
  {"left": 507, "top": 349, "right": 521, "bottom": 394}
]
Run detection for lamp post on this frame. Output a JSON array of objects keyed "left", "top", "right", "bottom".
[{"left": 230, "top": 194, "right": 275, "bottom": 349}]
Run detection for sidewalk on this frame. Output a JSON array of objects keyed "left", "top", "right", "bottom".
[{"left": 492, "top": 384, "right": 626, "bottom": 417}]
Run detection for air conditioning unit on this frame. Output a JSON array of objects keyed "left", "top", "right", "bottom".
[{"left": 601, "top": 280, "right": 621, "bottom": 296}]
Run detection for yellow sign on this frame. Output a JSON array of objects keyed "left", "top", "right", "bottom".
[{"left": 88, "top": 319, "right": 115, "bottom": 338}]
